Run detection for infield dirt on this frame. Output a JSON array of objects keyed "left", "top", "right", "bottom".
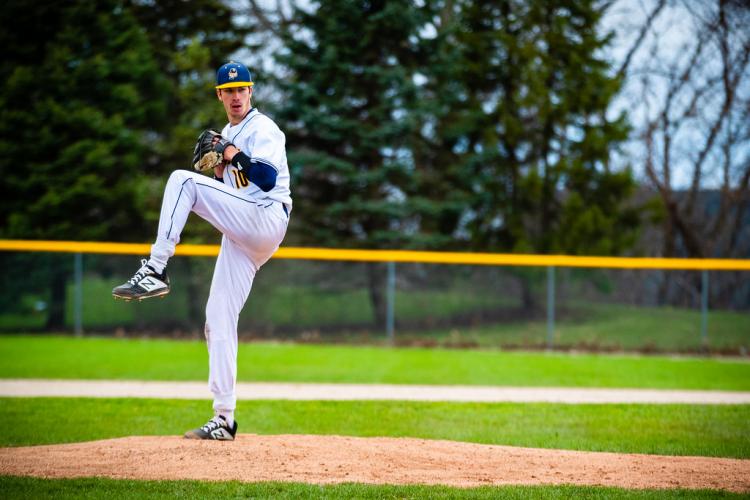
[{"left": 1, "top": 434, "right": 748, "bottom": 492}]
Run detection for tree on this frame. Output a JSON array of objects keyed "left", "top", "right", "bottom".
[
  {"left": 0, "top": 0, "right": 169, "bottom": 329},
  {"left": 609, "top": 0, "right": 750, "bottom": 307},
  {"left": 0, "top": 1, "right": 251, "bottom": 331},
  {"left": 274, "top": 0, "right": 427, "bottom": 327},
  {"left": 268, "top": 0, "right": 643, "bottom": 321},
  {"left": 414, "top": 0, "right": 642, "bottom": 308},
  {"left": 437, "top": 0, "right": 638, "bottom": 252}
]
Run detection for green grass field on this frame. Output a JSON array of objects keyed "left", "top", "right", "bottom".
[
  {"left": 1, "top": 398, "right": 748, "bottom": 458},
  {"left": 2, "top": 476, "right": 745, "bottom": 499},
  {"left": 1, "top": 334, "right": 749, "bottom": 389},
  {"left": 1, "top": 476, "right": 745, "bottom": 499},
  {"left": 1, "top": 334, "right": 748, "bottom": 498},
  {"left": 421, "top": 303, "right": 750, "bottom": 352}
]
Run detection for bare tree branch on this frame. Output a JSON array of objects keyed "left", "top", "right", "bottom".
[
  {"left": 688, "top": 7, "right": 750, "bottom": 218},
  {"left": 616, "top": 0, "right": 667, "bottom": 79},
  {"left": 247, "top": 0, "right": 294, "bottom": 38},
  {"left": 620, "top": 0, "right": 750, "bottom": 305}
]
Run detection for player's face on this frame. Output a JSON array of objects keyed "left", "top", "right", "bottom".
[{"left": 217, "top": 86, "right": 252, "bottom": 125}]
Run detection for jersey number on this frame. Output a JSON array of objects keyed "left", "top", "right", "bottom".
[{"left": 232, "top": 169, "right": 249, "bottom": 188}]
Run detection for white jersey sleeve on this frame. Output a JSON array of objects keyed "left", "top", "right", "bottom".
[{"left": 220, "top": 109, "right": 292, "bottom": 207}]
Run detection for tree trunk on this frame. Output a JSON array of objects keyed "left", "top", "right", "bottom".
[
  {"left": 657, "top": 215, "right": 676, "bottom": 305},
  {"left": 367, "top": 262, "right": 386, "bottom": 330},
  {"left": 45, "top": 266, "right": 67, "bottom": 331},
  {"left": 520, "top": 274, "right": 536, "bottom": 313},
  {"left": 185, "top": 259, "right": 204, "bottom": 333}
]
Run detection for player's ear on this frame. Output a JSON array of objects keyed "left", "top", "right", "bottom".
[{"left": 216, "top": 89, "right": 222, "bottom": 101}]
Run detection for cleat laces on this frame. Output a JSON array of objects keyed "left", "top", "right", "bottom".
[
  {"left": 200, "top": 417, "right": 224, "bottom": 433},
  {"left": 128, "top": 259, "right": 153, "bottom": 285}
]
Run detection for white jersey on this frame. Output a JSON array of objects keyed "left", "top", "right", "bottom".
[{"left": 221, "top": 108, "right": 293, "bottom": 208}]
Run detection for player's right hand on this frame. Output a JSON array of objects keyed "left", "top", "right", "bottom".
[{"left": 214, "top": 162, "right": 227, "bottom": 179}]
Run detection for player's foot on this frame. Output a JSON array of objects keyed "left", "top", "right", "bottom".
[
  {"left": 112, "top": 259, "right": 170, "bottom": 301},
  {"left": 184, "top": 415, "right": 238, "bottom": 441}
]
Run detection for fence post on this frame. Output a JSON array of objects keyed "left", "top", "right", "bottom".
[
  {"left": 74, "top": 252, "right": 83, "bottom": 337},
  {"left": 701, "top": 270, "right": 709, "bottom": 349},
  {"left": 386, "top": 261, "right": 396, "bottom": 344},
  {"left": 547, "top": 266, "right": 555, "bottom": 350}
]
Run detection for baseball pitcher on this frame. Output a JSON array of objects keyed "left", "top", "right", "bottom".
[{"left": 113, "top": 61, "right": 292, "bottom": 440}]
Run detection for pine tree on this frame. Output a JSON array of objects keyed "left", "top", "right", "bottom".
[
  {"left": 275, "top": 0, "right": 427, "bottom": 327},
  {"left": 416, "top": 0, "right": 641, "bottom": 309},
  {"left": 423, "top": 0, "right": 639, "bottom": 255},
  {"left": 0, "top": 0, "right": 170, "bottom": 328}
]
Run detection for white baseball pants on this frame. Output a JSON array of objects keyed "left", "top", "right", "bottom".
[{"left": 148, "top": 169, "right": 288, "bottom": 412}]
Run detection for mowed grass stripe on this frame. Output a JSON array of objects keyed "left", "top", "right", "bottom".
[
  {"left": 2, "top": 398, "right": 748, "bottom": 458},
  {"left": 1, "top": 476, "right": 746, "bottom": 499},
  {"left": 1, "top": 335, "right": 749, "bottom": 390},
  {"left": 0, "top": 476, "right": 745, "bottom": 499}
]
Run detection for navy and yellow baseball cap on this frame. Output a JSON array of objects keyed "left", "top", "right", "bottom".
[{"left": 215, "top": 61, "right": 254, "bottom": 89}]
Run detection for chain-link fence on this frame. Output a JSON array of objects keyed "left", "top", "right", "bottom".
[{"left": 1, "top": 249, "right": 747, "bottom": 354}]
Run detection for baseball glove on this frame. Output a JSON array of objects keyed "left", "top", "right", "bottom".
[{"left": 192, "top": 129, "right": 235, "bottom": 172}]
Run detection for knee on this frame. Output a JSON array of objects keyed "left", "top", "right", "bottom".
[{"left": 167, "top": 169, "right": 193, "bottom": 186}]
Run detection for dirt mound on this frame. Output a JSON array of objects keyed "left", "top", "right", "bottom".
[{"left": 1, "top": 434, "right": 748, "bottom": 492}]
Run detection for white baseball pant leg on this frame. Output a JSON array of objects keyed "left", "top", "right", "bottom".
[
  {"left": 148, "top": 169, "right": 288, "bottom": 412},
  {"left": 205, "top": 235, "right": 255, "bottom": 412}
]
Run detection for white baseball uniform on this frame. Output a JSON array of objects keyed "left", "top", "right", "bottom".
[{"left": 148, "top": 107, "right": 291, "bottom": 412}]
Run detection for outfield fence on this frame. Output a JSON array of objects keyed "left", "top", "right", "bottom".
[{"left": 0, "top": 240, "right": 748, "bottom": 353}]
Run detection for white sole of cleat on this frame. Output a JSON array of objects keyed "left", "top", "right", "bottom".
[{"left": 112, "top": 289, "right": 170, "bottom": 302}]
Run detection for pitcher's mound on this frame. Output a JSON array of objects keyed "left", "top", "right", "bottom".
[{"left": 1, "top": 434, "right": 748, "bottom": 492}]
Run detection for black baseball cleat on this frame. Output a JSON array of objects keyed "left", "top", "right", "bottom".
[
  {"left": 112, "top": 259, "right": 170, "bottom": 301},
  {"left": 184, "top": 415, "right": 238, "bottom": 441}
]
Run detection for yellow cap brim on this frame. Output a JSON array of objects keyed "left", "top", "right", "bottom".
[{"left": 215, "top": 81, "right": 254, "bottom": 89}]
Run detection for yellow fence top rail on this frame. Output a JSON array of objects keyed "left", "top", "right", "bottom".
[{"left": 0, "top": 239, "right": 748, "bottom": 271}]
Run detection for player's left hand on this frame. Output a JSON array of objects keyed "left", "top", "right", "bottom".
[{"left": 193, "top": 129, "right": 234, "bottom": 172}]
